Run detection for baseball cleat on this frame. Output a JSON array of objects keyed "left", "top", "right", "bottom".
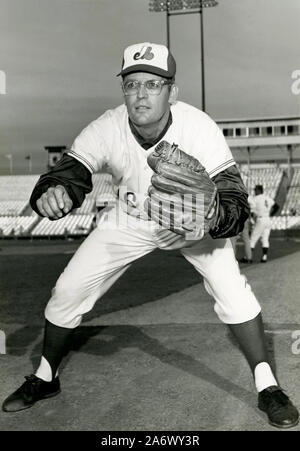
[
  {"left": 2, "top": 374, "right": 61, "bottom": 412},
  {"left": 258, "top": 386, "right": 299, "bottom": 429}
]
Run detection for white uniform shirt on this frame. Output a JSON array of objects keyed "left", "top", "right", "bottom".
[
  {"left": 249, "top": 194, "right": 275, "bottom": 218},
  {"left": 68, "top": 101, "right": 235, "bottom": 218}
]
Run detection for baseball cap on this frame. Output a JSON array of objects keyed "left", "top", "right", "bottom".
[{"left": 117, "top": 42, "right": 176, "bottom": 79}]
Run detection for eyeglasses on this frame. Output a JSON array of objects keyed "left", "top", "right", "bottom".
[{"left": 122, "top": 79, "right": 172, "bottom": 96}]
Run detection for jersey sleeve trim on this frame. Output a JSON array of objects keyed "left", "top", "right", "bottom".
[
  {"left": 208, "top": 159, "right": 235, "bottom": 178},
  {"left": 67, "top": 150, "right": 95, "bottom": 174}
]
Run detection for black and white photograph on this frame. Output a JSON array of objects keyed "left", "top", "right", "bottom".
[{"left": 0, "top": 0, "right": 300, "bottom": 433}]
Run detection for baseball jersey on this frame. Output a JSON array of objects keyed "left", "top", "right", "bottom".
[
  {"left": 67, "top": 101, "right": 235, "bottom": 219},
  {"left": 249, "top": 194, "right": 275, "bottom": 218}
]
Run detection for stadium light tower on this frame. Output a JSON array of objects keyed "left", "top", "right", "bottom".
[{"left": 149, "top": 0, "right": 218, "bottom": 112}]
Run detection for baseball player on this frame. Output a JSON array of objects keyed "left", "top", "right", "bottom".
[
  {"left": 2, "top": 43, "right": 298, "bottom": 428},
  {"left": 248, "top": 185, "right": 279, "bottom": 263}
]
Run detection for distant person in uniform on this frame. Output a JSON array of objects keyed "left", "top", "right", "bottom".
[{"left": 248, "top": 185, "right": 279, "bottom": 263}]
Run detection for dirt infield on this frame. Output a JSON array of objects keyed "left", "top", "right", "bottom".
[{"left": 0, "top": 237, "right": 300, "bottom": 431}]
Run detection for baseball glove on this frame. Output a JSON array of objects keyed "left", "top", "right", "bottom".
[{"left": 144, "top": 141, "right": 218, "bottom": 240}]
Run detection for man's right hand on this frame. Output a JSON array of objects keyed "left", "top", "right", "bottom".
[{"left": 36, "top": 185, "right": 73, "bottom": 219}]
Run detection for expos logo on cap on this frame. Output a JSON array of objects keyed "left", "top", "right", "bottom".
[{"left": 117, "top": 42, "right": 176, "bottom": 79}]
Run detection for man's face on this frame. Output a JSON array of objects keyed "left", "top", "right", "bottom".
[{"left": 122, "top": 72, "right": 172, "bottom": 127}]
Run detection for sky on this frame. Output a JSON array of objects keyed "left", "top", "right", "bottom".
[{"left": 0, "top": 0, "right": 299, "bottom": 175}]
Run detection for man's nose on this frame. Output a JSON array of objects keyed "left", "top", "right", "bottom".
[{"left": 137, "top": 82, "right": 148, "bottom": 98}]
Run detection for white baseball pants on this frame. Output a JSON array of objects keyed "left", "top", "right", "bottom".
[
  {"left": 250, "top": 217, "right": 272, "bottom": 248},
  {"left": 45, "top": 206, "right": 261, "bottom": 328}
]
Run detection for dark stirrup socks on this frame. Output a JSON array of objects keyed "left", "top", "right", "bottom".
[
  {"left": 227, "top": 313, "right": 271, "bottom": 374},
  {"left": 41, "top": 319, "right": 75, "bottom": 380},
  {"left": 262, "top": 247, "right": 268, "bottom": 257}
]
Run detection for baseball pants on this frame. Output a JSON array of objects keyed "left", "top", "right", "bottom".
[
  {"left": 250, "top": 217, "right": 272, "bottom": 248},
  {"left": 45, "top": 206, "right": 261, "bottom": 328}
]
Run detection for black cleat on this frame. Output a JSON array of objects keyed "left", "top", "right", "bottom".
[
  {"left": 258, "top": 386, "right": 299, "bottom": 429},
  {"left": 2, "top": 374, "right": 61, "bottom": 412}
]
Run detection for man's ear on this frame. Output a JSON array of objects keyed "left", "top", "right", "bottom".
[{"left": 168, "top": 84, "right": 178, "bottom": 104}]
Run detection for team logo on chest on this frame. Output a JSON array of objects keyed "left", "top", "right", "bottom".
[{"left": 133, "top": 46, "right": 154, "bottom": 61}]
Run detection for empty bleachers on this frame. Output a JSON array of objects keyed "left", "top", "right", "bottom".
[
  {"left": 248, "top": 167, "right": 282, "bottom": 198},
  {"left": 239, "top": 164, "right": 282, "bottom": 198},
  {"left": 282, "top": 168, "right": 300, "bottom": 215},
  {"left": 271, "top": 216, "right": 300, "bottom": 230},
  {"left": 0, "top": 176, "right": 40, "bottom": 218},
  {"left": 72, "top": 174, "right": 116, "bottom": 213},
  {"left": 0, "top": 200, "right": 29, "bottom": 216},
  {"left": 0, "top": 215, "right": 39, "bottom": 236},
  {"left": 0, "top": 169, "right": 299, "bottom": 236},
  {"left": 73, "top": 197, "right": 96, "bottom": 215},
  {"left": 0, "top": 174, "right": 115, "bottom": 237},
  {"left": 286, "top": 216, "right": 300, "bottom": 229},
  {"left": 92, "top": 173, "right": 116, "bottom": 206},
  {"left": 31, "top": 214, "right": 94, "bottom": 237},
  {"left": 0, "top": 175, "right": 39, "bottom": 201}
]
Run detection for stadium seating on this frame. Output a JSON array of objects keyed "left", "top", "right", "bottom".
[
  {"left": 31, "top": 214, "right": 94, "bottom": 236},
  {"left": 286, "top": 216, "right": 300, "bottom": 229},
  {"left": 73, "top": 197, "right": 96, "bottom": 215},
  {"left": 92, "top": 173, "right": 116, "bottom": 206},
  {"left": 239, "top": 165, "right": 282, "bottom": 198},
  {"left": 282, "top": 168, "right": 300, "bottom": 215},
  {"left": 271, "top": 215, "right": 300, "bottom": 230},
  {"left": 0, "top": 200, "right": 29, "bottom": 216},
  {"left": 72, "top": 173, "right": 116, "bottom": 214},
  {"left": 0, "top": 175, "right": 39, "bottom": 201},
  {"left": 1, "top": 167, "right": 300, "bottom": 236},
  {"left": 0, "top": 215, "right": 39, "bottom": 236}
]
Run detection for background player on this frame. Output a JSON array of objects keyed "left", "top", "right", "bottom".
[{"left": 249, "top": 184, "right": 279, "bottom": 263}]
